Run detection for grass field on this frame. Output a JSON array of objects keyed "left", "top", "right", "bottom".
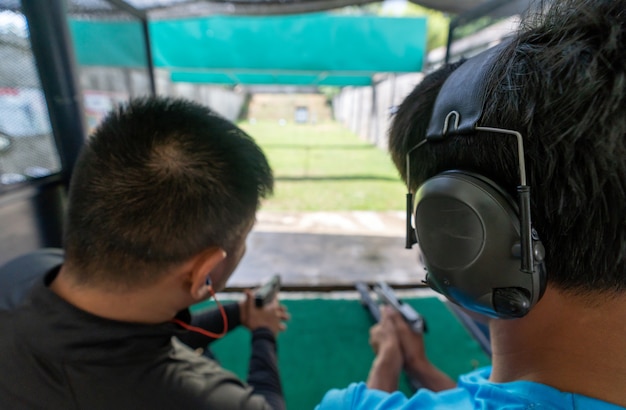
[{"left": 238, "top": 120, "right": 406, "bottom": 211}]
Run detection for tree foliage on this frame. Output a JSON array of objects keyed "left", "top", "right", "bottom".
[
  {"left": 381, "top": 2, "right": 449, "bottom": 51},
  {"left": 335, "top": 1, "right": 450, "bottom": 51}
]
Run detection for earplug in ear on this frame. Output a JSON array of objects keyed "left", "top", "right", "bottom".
[{"left": 196, "top": 276, "right": 213, "bottom": 299}]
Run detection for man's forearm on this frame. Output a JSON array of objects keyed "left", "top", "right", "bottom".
[
  {"left": 247, "top": 328, "right": 285, "bottom": 410},
  {"left": 366, "top": 351, "right": 402, "bottom": 392}
]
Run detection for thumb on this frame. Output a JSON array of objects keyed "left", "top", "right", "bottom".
[{"left": 380, "top": 305, "right": 394, "bottom": 318}]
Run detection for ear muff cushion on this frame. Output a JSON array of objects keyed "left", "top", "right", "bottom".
[
  {"left": 416, "top": 195, "right": 485, "bottom": 271},
  {"left": 415, "top": 171, "right": 520, "bottom": 271},
  {"left": 414, "top": 171, "right": 544, "bottom": 317}
]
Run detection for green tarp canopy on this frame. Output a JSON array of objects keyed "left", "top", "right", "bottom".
[{"left": 70, "top": 14, "right": 427, "bottom": 86}]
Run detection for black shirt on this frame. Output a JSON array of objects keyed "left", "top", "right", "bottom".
[{"left": 0, "top": 252, "right": 284, "bottom": 410}]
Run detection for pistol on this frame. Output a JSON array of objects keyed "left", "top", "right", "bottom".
[
  {"left": 356, "top": 281, "right": 381, "bottom": 322},
  {"left": 373, "top": 281, "right": 426, "bottom": 334},
  {"left": 254, "top": 274, "right": 281, "bottom": 308}
]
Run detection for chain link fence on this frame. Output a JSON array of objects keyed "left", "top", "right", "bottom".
[
  {"left": 0, "top": 8, "right": 61, "bottom": 190},
  {"left": 0, "top": 1, "right": 155, "bottom": 191}
]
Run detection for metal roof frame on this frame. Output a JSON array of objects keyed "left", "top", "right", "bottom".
[{"left": 1, "top": 0, "right": 528, "bottom": 18}]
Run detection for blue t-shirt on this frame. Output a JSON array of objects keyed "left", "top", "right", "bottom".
[{"left": 316, "top": 367, "right": 624, "bottom": 409}]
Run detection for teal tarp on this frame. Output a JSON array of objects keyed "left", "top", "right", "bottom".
[
  {"left": 151, "top": 15, "right": 426, "bottom": 72},
  {"left": 170, "top": 71, "right": 374, "bottom": 86},
  {"left": 70, "top": 20, "right": 148, "bottom": 68},
  {"left": 70, "top": 14, "right": 427, "bottom": 86}
]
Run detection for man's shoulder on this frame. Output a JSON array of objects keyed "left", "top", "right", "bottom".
[
  {"left": 26, "top": 337, "right": 269, "bottom": 410},
  {"left": 459, "top": 368, "right": 626, "bottom": 410},
  {"left": 168, "top": 337, "right": 242, "bottom": 383},
  {"left": 0, "top": 325, "right": 268, "bottom": 409},
  {"left": 134, "top": 338, "right": 271, "bottom": 409},
  {"left": 316, "top": 367, "right": 625, "bottom": 410},
  {"left": 0, "top": 248, "right": 63, "bottom": 311}
]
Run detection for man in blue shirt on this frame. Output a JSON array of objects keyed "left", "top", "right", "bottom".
[{"left": 317, "top": 0, "right": 626, "bottom": 408}]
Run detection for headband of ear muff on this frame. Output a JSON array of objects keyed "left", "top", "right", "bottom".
[
  {"left": 415, "top": 171, "right": 546, "bottom": 318},
  {"left": 413, "top": 40, "right": 547, "bottom": 319}
]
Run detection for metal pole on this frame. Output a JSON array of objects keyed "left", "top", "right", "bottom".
[
  {"left": 141, "top": 18, "right": 157, "bottom": 95},
  {"left": 106, "top": 0, "right": 156, "bottom": 96},
  {"left": 21, "top": 0, "right": 87, "bottom": 183},
  {"left": 444, "top": 0, "right": 519, "bottom": 64},
  {"left": 444, "top": 21, "right": 455, "bottom": 64}
]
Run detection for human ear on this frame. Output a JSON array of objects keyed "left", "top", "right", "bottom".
[{"left": 189, "top": 247, "right": 227, "bottom": 300}]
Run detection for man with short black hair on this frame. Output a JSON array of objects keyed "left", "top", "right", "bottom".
[
  {"left": 317, "top": 0, "right": 626, "bottom": 408},
  {"left": 0, "top": 97, "right": 288, "bottom": 409}
]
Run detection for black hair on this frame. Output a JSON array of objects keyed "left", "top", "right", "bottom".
[
  {"left": 64, "top": 97, "right": 273, "bottom": 288},
  {"left": 389, "top": 0, "right": 626, "bottom": 295}
]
